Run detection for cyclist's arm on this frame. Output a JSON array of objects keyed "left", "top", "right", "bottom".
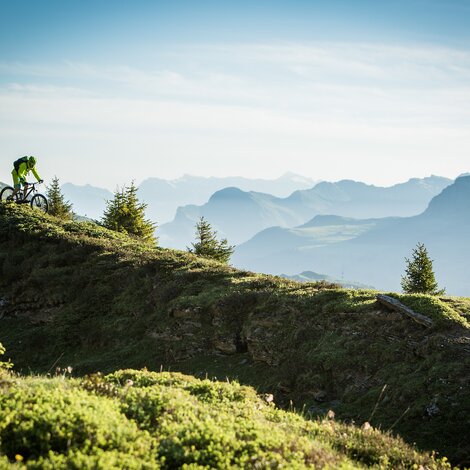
[{"left": 31, "top": 167, "right": 42, "bottom": 182}]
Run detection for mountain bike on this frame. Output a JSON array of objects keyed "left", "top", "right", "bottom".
[{"left": 0, "top": 182, "right": 49, "bottom": 213}]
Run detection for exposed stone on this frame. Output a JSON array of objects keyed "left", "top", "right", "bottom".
[
  {"left": 213, "top": 336, "right": 237, "bottom": 355},
  {"left": 362, "top": 422, "right": 372, "bottom": 431},
  {"left": 169, "top": 306, "right": 202, "bottom": 320},
  {"left": 177, "top": 320, "right": 202, "bottom": 330},
  {"left": 426, "top": 402, "right": 440, "bottom": 417},
  {"left": 148, "top": 329, "right": 183, "bottom": 342},
  {"left": 246, "top": 343, "right": 280, "bottom": 366},
  {"left": 263, "top": 393, "right": 274, "bottom": 403}
]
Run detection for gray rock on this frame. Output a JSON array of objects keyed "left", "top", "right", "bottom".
[{"left": 426, "top": 402, "right": 440, "bottom": 417}]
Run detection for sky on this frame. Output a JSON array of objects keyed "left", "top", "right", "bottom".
[{"left": 1, "top": 0, "right": 470, "bottom": 189}]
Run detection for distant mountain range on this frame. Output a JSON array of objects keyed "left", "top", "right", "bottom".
[
  {"left": 159, "top": 176, "right": 452, "bottom": 248},
  {"left": 61, "top": 183, "right": 113, "bottom": 220},
  {"left": 280, "top": 270, "right": 374, "bottom": 289},
  {"left": 60, "top": 173, "right": 316, "bottom": 222},
  {"left": 233, "top": 176, "right": 470, "bottom": 296},
  {"left": 138, "top": 173, "right": 317, "bottom": 223}
]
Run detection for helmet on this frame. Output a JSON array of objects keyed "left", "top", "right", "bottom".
[{"left": 28, "top": 156, "right": 36, "bottom": 167}]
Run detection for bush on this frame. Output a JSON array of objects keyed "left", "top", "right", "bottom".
[
  {"left": 0, "top": 342, "right": 12, "bottom": 373},
  {"left": 0, "top": 366, "right": 452, "bottom": 469},
  {"left": 0, "top": 381, "right": 154, "bottom": 461}
]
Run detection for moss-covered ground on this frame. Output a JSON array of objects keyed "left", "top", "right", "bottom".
[
  {"left": 0, "top": 204, "right": 469, "bottom": 466},
  {"left": 0, "top": 365, "right": 454, "bottom": 469}
]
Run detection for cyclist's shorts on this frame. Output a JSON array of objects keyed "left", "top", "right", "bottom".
[{"left": 11, "top": 170, "right": 21, "bottom": 189}]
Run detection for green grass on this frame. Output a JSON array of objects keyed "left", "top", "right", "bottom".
[
  {"left": 295, "top": 222, "right": 377, "bottom": 244},
  {"left": 0, "top": 367, "right": 452, "bottom": 469},
  {"left": 0, "top": 204, "right": 469, "bottom": 465},
  {"left": 387, "top": 293, "right": 469, "bottom": 328}
]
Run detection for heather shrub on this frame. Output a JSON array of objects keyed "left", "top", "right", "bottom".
[{"left": 0, "top": 381, "right": 154, "bottom": 462}]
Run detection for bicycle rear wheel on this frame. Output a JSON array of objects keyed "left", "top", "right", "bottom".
[
  {"left": 31, "top": 194, "right": 48, "bottom": 213},
  {"left": 0, "top": 186, "right": 15, "bottom": 203}
]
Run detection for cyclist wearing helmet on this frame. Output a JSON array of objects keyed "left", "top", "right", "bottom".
[{"left": 11, "top": 156, "right": 43, "bottom": 198}]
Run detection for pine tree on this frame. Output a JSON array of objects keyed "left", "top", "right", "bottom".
[
  {"left": 401, "top": 242, "right": 445, "bottom": 295},
  {"left": 46, "top": 176, "right": 74, "bottom": 219},
  {"left": 188, "top": 216, "right": 234, "bottom": 264},
  {"left": 101, "top": 182, "right": 156, "bottom": 244}
]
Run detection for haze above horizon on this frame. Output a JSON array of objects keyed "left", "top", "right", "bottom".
[{"left": 1, "top": 0, "right": 469, "bottom": 188}]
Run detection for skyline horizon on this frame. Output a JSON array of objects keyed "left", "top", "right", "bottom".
[{"left": 2, "top": 167, "right": 465, "bottom": 193}]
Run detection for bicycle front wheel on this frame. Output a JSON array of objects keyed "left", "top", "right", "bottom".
[
  {"left": 0, "top": 186, "right": 15, "bottom": 203},
  {"left": 31, "top": 194, "right": 48, "bottom": 213}
]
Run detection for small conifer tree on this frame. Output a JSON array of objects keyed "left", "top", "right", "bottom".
[
  {"left": 188, "top": 216, "right": 234, "bottom": 264},
  {"left": 102, "top": 182, "right": 156, "bottom": 244},
  {"left": 46, "top": 176, "right": 73, "bottom": 219},
  {"left": 401, "top": 242, "right": 445, "bottom": 295}
]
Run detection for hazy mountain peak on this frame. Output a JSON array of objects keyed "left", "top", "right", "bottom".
[
  {"left": 424, "top": 175, "right": 470, "bottom": 218},
  {"left": 311, "top": 179, "right": 371, "bottom": 192},
  {"left": 209, "top": 186, "right": 251, "bottom": 202}
]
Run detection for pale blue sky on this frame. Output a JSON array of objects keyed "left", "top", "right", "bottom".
[{"left": 1, "top": 0, "right": 469, "bottom": 188}]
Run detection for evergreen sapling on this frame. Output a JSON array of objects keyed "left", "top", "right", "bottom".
[
  {"left": 46, "top": 176, "right": 73, "bottom": 219},
  {"left": 188, "top": 216, "right": 234, "bottom": 264},
  {"left": 101, "top": 182, "right": 156, "bottom": 244},
  {"left": 401, "top": 242, "right": 445, "bottom": 295}
]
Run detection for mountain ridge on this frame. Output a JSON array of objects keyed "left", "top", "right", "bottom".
[
  {"left": 58, "top": 173, "right": 317, "bottom": 223},
  {"left": 233, "top": 176, "right": 470, "bottom": 295},
  {"left": 160, "top": 175, "right": 452, "bottom": 249},
  {"left": 139, "top": 172, "right": 317, "bottom": 223}
]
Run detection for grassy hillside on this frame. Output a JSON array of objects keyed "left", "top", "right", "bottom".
[
  {"left": 0, "top": 364, "right": 451, "bottom": 469},
  {"left": 0, "top": 204, "right": 469, "bottom": 465}
]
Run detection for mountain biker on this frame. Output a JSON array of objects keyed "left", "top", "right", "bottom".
[{"left": 11, "top": 156, "right": 43, "bottom": 199}]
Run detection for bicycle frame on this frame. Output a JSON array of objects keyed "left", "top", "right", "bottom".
[{"left": 19, "top": 182, "right": 41, "bottom": 201}]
